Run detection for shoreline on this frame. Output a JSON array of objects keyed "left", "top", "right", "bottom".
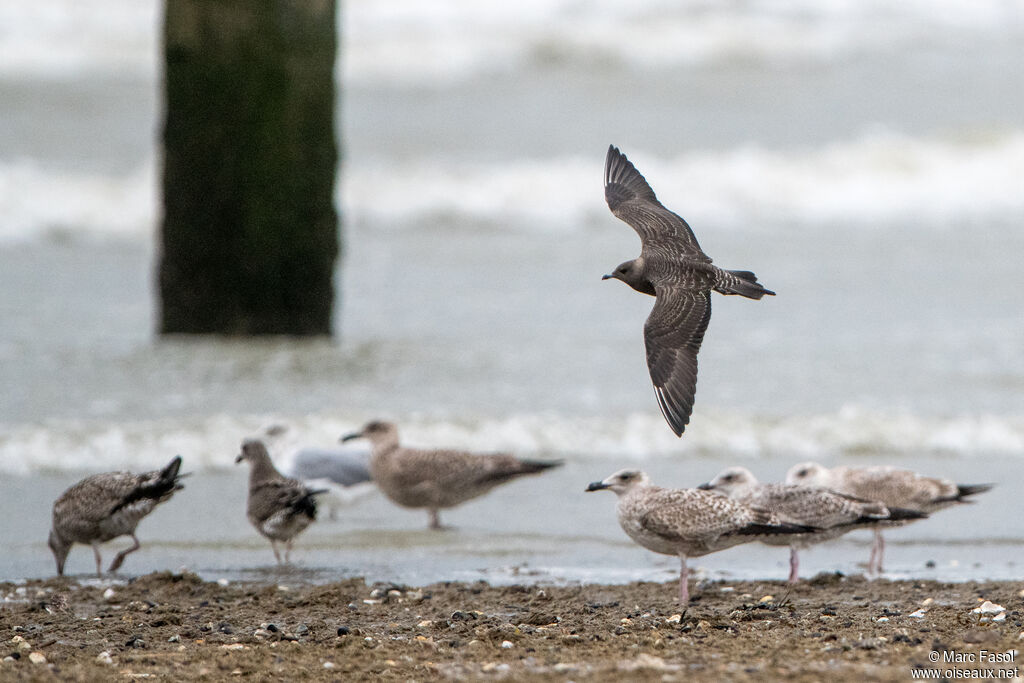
[{"left": 3, "top": 572, "right": 1022, "bottom": 681}]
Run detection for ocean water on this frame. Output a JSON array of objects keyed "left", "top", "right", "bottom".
[{"left": 1, "top": 0, "right": 1023, "bottom": 585}]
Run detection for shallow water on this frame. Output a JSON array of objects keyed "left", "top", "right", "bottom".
[
  {"left": 1, "top": 1, "right": 1023, "bottom": 585},
  {"left": 6, "top": 454, "right": 1017, "bottom": 586}
]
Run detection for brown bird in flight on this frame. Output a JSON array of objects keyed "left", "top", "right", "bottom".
[{"left": 602, "top": 145, "right": 775, "bottom": 436}]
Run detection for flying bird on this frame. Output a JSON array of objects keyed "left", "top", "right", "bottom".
[
  {"left": 602, "top": 145, "right": 774, "bottom": 436},
  {"left": 586, "top": 469, "right": 813, "bottom": 604},
  {"left": 236, "top": 439, "right": 326, "bottom": 564},
  {"left": 48, "top": 455, "right": 186, "bottom": 576},
  {"left": 342, "top": 420, "right": 561, "bottom": 529},
  {"left": 786, "top": 462, "right": 993, "bottom": 574}
]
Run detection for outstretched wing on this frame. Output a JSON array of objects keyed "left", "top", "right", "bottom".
[
  {"left": 644, "top": 289, "right": 711, "bottom": 436},
  {"left": 604, "top": 145, "right": 709, "bottom": 260}
]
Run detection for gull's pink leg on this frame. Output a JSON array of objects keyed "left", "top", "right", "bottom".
[{"left": 678, "top": 554, "right": 690, "bottom": 604}]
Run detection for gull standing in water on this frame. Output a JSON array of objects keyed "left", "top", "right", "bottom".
[
  {"left": 586, "top": 469, "right": 813, "bottom": 604},
  {"left": 786, "top": 462, "right": 992, "bottom": 574},
  {"left": 699, "top": 466, "right": 925, "bottom": 583},
  {"left": 602, "top": 145, "right": 774, "bottom": 436},
  {"left": 342, "top": 420, "right": 561, "bottom": 530},
  {"left": 236, "top": 439, "right": 326, "bottom": 564},
  {"left": 48, "top": 455, "right": 186, "bottom": 576}
]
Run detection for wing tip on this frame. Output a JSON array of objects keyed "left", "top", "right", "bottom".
[{"left": 654, "top": 386, "right": 689, "bottom": 438}]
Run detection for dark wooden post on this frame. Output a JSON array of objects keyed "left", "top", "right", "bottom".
[{"left": 159, "top": 0, "right": 339, "bottom": 336}]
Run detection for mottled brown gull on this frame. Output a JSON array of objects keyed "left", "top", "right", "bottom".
[
  {"left": 586, "top": 469, "right": 814, "bottom": 603},
  {"left": 699, "top": 466, "right": 926, "bottom": 583},
  {"left": 785, "top": 462, "right": 993, "bottom": 574},
  {"left": 48, "top": 455, "right": 185, "bottom": 577},
  {"left": 236, "top": 439, "right": 326, "bottom": 564},
  {"left": 602, "top": 145, "right": 775, "bottom": 437},
  {"left": 341, "top": 420, "right": 562, "bottom": 529}
]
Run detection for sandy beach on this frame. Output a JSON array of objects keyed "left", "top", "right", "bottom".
[{"left": 2, "top": 571, "right": 1021, "bottom": 681}]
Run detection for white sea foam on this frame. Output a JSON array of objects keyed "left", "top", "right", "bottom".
[
  {"left": 0, "top": 159, "right": 155, "bottom": 243},
  {"left": 3, "top": 129, "right": 1023, "bottom": 243},
  {"left": 2, "top": 408, "right": 1021, "bottom": 475},
  {"left": 346, "top": 130, "right": 1024, "bottom": 233},
  {"left": 0, "top": 3, "right": 159, "bottom": 79},
  {"left": 2, "top": 0, "right": 1022, "bottom": 82},
  {"left": 343, "top": 0, "right": 1024, "bottom": 85}
]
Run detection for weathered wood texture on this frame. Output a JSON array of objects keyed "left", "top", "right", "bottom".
[{"left": 159, "top": 0, "right": 339, "bottom": 335}]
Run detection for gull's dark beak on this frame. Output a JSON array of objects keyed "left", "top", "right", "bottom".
[
  {"left": 340, "top": 432, "right": 362, "bottom": 443},
  {"left": 696, "top": 482, "right": 713, "bottom": 490},
  {"left": 586, "top": 481, "right": 610, "bottom": 492},
  {"left": 601, "top": 274, "right": 614, "bottom": 280},
  {"left": 234, "top": 453, "right": 245, "bottom": 464}
]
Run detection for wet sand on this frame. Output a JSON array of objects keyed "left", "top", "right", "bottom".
[{"left": 2, "top": 572, "right": 1022, "bottom": 681}]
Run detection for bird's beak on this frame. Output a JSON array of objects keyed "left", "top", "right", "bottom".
[
  {"left": 340, "top": 432, "right": 362, "bottom": 443},
  {"left": 696, "top": 482, "right": 713, "bottom": 490},
  {"left": 586, "top": 481, "right": 610, "bottom": 492},
  {"left": 601, "top": 274, "right": 613, "bottom": 280},
  {"left": 234, "top": 454, "right": 244, "bottom": 464}
]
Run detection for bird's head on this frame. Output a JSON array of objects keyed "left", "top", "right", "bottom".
[
  {"left": 785, "top": 461, "right": 830, "bottom": 487},
  {"left": 602, "top": 258, "right": 655, "bottom": 296},
  {"left": 48, "top": 529, "right": 70, "bottom": 577},
  {"left": 235, "top": 438, "right": 268, "bottom": 465},
  {"left": 697, "top": 466, "right": 758, "bottom": 496},
  {"left": 586, "top": 469, "right": 650, "bottom": 496},
  {"left": 341, "top": 420, "right": 398, "bottom": 447}
]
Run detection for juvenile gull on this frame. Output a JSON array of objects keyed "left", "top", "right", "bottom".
[
  {"left": 285, "top": 445, "right": 374, "bottom": 521},
  {"left": 342, "top": 420, "right": 562, "bottom": 529},
  {"left": 586, "top": 469, "right": 814, "bottom": 603},
  {"left": 236, "top": 439, "right": 326, "bottom": 564},
  {"left": 786, "top": 462, "right": 993, "bottom": 574},
  {"left": 602, "top": 145, "right": 775, "bottom": 437},
  {"left": 48, "top": 455, "right": 185, "bottom": 577},
  {"left": 698, "top": 466, "right": 925, "bottom": 583}
]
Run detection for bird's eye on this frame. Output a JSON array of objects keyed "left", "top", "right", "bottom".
[{"left": 797, "top": 469, "right": 808, "bottom": 478}]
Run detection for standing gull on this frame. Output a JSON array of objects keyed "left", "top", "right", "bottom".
[
  {"left": 342, "top": 420, "right": 562, "bottom": 529},
  {"left": 586, "top": 469, "right": 813, "bottom": 604},
  {"left": 786, "top": 462, "right": 993, "bottom": 574},
  {"left": 236, "top": 439, "right": 326, "bottom": 564},
  {"left": 698, "top": 466, "right": 925, "bottom": 583},
  {"left": 602, "top": 145, "right": 775, "bottom": 436},
  {"left": 48, "top": 455, "right": 185, "bottom": 577}
]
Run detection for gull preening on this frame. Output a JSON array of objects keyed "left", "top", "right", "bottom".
[
  {"left": 236, "top": 439, "right": 326, "bottom": 564},
  {"left": 342, "top": 420, "right": 562, "bottom": 529},
  {"left": 586, "top": 469, "right": 813, "bottom": 603},
  {"left": 48, "top": 455, "right": 186, "bottom": 577},
  {"left": 699, "top": 466, "right": 926, "bottom": 583},
  {"left": 786, "top": 462, "right": 993, "bottom": 574},
  {"left": 602, "top": 145, "right": 774, "bottom": 437}
]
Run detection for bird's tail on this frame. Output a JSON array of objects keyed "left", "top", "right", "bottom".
[
  {"left": 940, "top": 483, "right": 995, "bottom": 504},
  {"left": 160, "top": 455, "right": 184, "bottom": 487},
  {"left": 480, "top": 458, "right": 563, "bottom": 486},
  {"left": 111, "top": 456, "right": 185, "bottom": 513},
  {"left": 736, "top": 522, "right": 819, "bottom": 536},
  {"left": 294, "top": 489, "right": 328, "bottom": 519},
  {"left": 517, "top": 459, "right": 563, "bottom": 474},
  {"left": 716, "top": 269, "right": 775, "bottom": 299},
  {"left": 883, "top": 507, "right": 928, "bottom": 522}
]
